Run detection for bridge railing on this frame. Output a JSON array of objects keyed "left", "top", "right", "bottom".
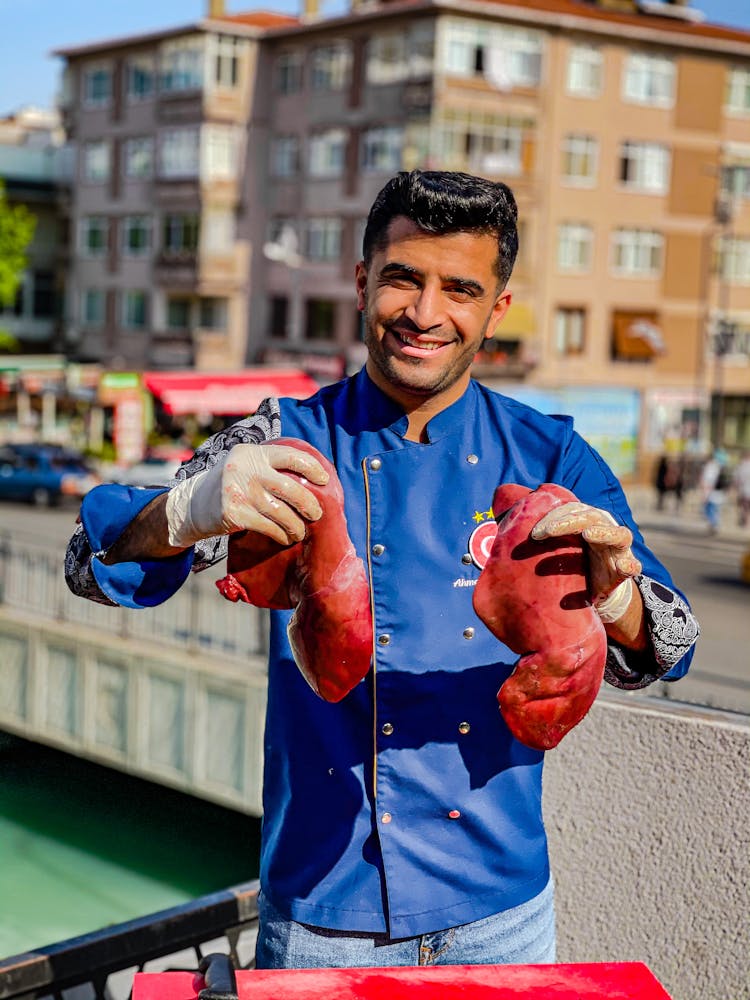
[
  {"left": 0, "top": 532, "right": 268, "bottom": 661},
  {"left": 0, "top": 881, "right": 260, "bottom": 1000}
]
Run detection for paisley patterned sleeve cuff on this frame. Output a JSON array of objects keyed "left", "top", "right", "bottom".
[
  {"left": 63, "top": 397, "right": 283, "bottom": 600},
  {"left": 603, "top": 575, "right": 700, "bottom": 690}
]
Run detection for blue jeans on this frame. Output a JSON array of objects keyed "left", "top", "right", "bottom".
[{"left": 255, "top": 880, "right": 555, "bottom": 969}]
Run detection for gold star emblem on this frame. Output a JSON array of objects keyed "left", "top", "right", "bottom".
[
  {"left": 483, "top": 508, "right": 494, "bottom": 520},
  {"left": 472, "top": 510, "right": 485, "bottom": 523}
]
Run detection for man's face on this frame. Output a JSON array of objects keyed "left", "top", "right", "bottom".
[{"left": 355, "top": 217, "right": 511, "bottom": 411}]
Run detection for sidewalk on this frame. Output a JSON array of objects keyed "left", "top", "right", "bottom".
[{"left": 624, "top": 485, "right": 750, "bottom": 548}]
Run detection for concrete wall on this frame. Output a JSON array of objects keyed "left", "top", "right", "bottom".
[{"left": 544, "top": 694, "right": 749, "bottom": 1000}]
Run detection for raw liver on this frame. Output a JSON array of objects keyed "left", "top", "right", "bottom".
[
  {"left": 216, "top": 439, "right": 373, "bottom": 702},
  {"left": 473, "top": 483, "right": 607, "bottom": 750}
]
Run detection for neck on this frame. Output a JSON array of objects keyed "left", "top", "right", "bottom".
[{"left": 365, "top": 362, "right": 469, "bottom": 442}]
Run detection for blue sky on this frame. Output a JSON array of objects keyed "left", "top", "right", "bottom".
[{"left": 1, "top": 0, "right": 748, "bottom": 117}]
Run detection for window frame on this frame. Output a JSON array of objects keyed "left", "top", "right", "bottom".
[
  {"left": 619, "top": 140, "right": 670, "bottom": 194},
  {"left": 557, "top": 222, "right": 594, "bottom": 273},
  {"left": 622, "top": 52, "right": 675, "bottom": 108},
  {"left": 611, "top": 227, "right": 664, "bottom": 277}
]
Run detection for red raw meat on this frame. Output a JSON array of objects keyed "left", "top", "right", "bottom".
[
  {"left": 472, "top": 483, "right": 607, "bottom": 750},
  {"left": 216, "top": 439, "right": 373, "bottom": 702}
]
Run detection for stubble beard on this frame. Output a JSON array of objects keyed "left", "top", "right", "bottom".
[{"left": 363, "top": 305, "right": 490, "bottom": 402}]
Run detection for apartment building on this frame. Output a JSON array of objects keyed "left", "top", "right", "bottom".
[{"left": 56, "top": 0, "right": 750, "bottom": 470}]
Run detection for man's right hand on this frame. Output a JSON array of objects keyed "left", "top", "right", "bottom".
[{"left": 165, "top": 442, "right": 330, "bottom": 549}]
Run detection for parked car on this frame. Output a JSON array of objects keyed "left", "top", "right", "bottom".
[
  {"left": 0, "top": 444, "right": 100, "bottom": 507},
  {"left": 110, "top": 447, "right": 192, "bottom": 488}
]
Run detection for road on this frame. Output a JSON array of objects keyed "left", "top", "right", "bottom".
[{"left": 2, "top": 496, "right": 748, "bottom": 716}]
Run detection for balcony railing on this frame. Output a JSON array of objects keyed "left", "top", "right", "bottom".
[{"left": 0, "top": 881, "right": 259, "bottom": 1000}]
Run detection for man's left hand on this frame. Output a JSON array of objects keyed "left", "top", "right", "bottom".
[{"left": 530, "top": 502, "right": 641, "bottom": 607}]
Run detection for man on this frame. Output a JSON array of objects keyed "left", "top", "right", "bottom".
[{"left": 65, "top": 170, "right": 699, "bottom": 969}]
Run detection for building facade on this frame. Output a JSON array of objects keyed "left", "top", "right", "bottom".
[{"left": 56, "top": 0, "right": 750, "bottom": 473}]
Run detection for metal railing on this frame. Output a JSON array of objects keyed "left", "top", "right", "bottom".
[
  {"left": 0, "top": 881, "right": 259, "bottom": 1000},
  {"left": 0, "top": 533, "right": 268, "bottom": 663}
]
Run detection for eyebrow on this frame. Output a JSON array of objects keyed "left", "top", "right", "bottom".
[{"left": 379, "top": 262, "right": 487, "bottom": 296}]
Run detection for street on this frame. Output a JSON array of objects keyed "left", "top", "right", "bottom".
[{"left": 1, "top": 493, "right": 748, "bottom": 716}]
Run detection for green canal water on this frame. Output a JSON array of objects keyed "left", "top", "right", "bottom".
[{"left": 0, "top": 733, "right": 261, "bottom": 959}]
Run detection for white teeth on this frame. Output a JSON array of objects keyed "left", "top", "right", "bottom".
[{"left": 399, "top": 333, "right": 444, "bottom": 350}]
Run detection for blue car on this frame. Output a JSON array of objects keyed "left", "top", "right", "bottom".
[{"left": 0, "top": 444, "right": 100, "bottom": 507}]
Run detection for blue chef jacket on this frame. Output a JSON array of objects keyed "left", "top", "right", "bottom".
[{"left": 78, "top": 369, "right": 694, "bottom": 938}]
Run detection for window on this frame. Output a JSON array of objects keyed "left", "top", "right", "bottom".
[
  {"left": 124, "top": 137, "right": 154, "bottom": 178},
  {"left": 305, "top": 298, "right": 335, "bottom": 341},
  {"left": 122, "top": 216, "right": 151, "bottom": 257},
  {"left": 306, "top": 218, "right": 342, "bottom": 261},
  {"left": 366, "top": 33, "right": 409, "bottom": 85},
  {"left": 202, "top": 125, "right": 240, "bottom": 180},
  {"left": 270, "top": 135, "right": 300, "bottom": 177},
  {"left": 726, "top": 67, "right": 750, "bottom": 116},
  {"left": 83, "top": 65, "right": 112, "bottom": 107},
  {"left": 212, "top": 34, "right": 244, "bottom": 88},
  {"left": 126, "top": 56, "right": 155, "bottom": 101},
  {"left": 167, "top": 297, "right": 192, "bottom": 328},
  {"left": 203, "top": 209, "right": 234, "bottom": 253},
  {"left": 160, "top": 37, "right": 205, "bottom": 92},
  {"left": 121, "top": 290, "right": 148, "bottom": 329},
  {"left": 199, "top": 297, "right": 228, "bottom": 330},
  {"left": 275, "top": 51, "right": 303, "bottom": 94},
  {"left": 557, "top": 223, "right": 593, "bottom": 272},
  {"left": 622, "top": 53, "right": 675, "bottom": 107},
  {"left": 619, "top": 141, "right": 670, "bottom": 194},
  {"left": 81, "top": 289, "right": 105, "bottom": 328},
  {"left": 310, "top": 43, "right": 351, "bottom": 92},
  {"left": 554, "top": 307, "right": 586, "bottom": 355},
  {"left": 32, "top": 270, "right": 56, "bottom": 318},
  {"left": 163, "top": 214, "right": 200, "bottom": 254},
  {"left": 308, "top": 129, "right": 347, "bottom": 178},
  {"left": 433, "top": 108, "right": 528, "bottom": 176},
  {"left": 361, "top": 126, "right": 403, "bottom": 174},
  {"left": 160, "top": 128, "right": 200, "bottom": 177},
  {"left": 566, "top": 44, "right": 603, "bottom": 97},
  {"left": 83, "top": 140, "right": 110, "bottom": 182},
  {"left": 80, "top": 216, "right": 108, "bottom": 257},
  {"left": 561, "top": 134, "right": 598, "bottom": 185},
  {"left": 611, "top": 228, "right": 663, "bottom": 276},
  {"left": 720, "top": 236, "right": 750, "bottom": 285},
  {"left": 721, "top": 164, "right": 750, "bottom": 201},
  {"left": 444, "top": 19, "right": 543, "bottom": 88},
  {"left": 268, "top": 296, "right": 288, "bottom": 338}
]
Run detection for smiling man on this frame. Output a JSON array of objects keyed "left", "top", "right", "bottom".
[{"left": 65, "top": 170, "right": 699, "bottom": 971}]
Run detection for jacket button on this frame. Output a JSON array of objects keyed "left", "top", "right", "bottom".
[
  {"left": 448, "top": 809, "right": 461, "bottom": 819},
  {"left": 377, "top": 634, "right": 391, "bottom": 645},
  {"left": 372, "top": 543, "right": 385, "bottom": 556},
  {"left": 463, "top": 627, "right": 475, "bottom": 639},
  {"left": 381, "top": 722, "right": 394, "bottom": 736},
  {"left": 458, "top": 722, "right": 471, "bottom": 735},
  {"left": 381, "top": 812, "right": 392, "bottom": 823},
  {"left": 461, "top": 553, "right": 472, "bottom": 564},
  {"left": 370, "top": 458, "right": 382, "bottom": 471},
  {"left": 467, "top": 454, "right": 479, "bottom": 465}
]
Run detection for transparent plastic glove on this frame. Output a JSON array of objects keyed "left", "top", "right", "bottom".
[
  {"left": 530, "top": 501, "right": 641, "bottom": 612},
  {"left": 165, "top": 441, "right": 329, "bottom": 549}
]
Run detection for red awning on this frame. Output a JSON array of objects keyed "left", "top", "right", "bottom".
[{"left": 142, "top": 368, "right": 320, "bottom": 416}]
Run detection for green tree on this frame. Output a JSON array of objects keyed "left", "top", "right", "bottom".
[{"left": 0, "top": 180, "right": 37, "bottom": 352}]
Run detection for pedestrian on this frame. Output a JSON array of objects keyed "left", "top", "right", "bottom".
[
  {"left": 64, "top": 170, "right": 699, "bottom": 970},
  {"left": 700, "top": 450, "right": 730, "bottom": 534},
  {"left": 734, "top": 450, "right": 750, "bottom": 528},
  {"left": 654, "top": 453, "right": 684, "bottom": 512}
]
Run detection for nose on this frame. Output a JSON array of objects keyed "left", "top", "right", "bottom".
[{"left": 404, "top": 282, "right": 447, "bottom": 331}]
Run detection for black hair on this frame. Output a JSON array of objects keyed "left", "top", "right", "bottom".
[{"left": 362, "top": 170, "right": 519, "bottom": 287}]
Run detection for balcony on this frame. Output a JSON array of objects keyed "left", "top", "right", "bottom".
[{"left": 153, "top": 250, "right": 198, "bottom": 288}]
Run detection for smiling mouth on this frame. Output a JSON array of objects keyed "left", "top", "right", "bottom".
[{"left": 391, "top": 329, "right": 450, "bottom": 351}]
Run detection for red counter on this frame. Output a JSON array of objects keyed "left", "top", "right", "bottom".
[{"left": 133, "top": 962, "right": 672, "bottom": 999}]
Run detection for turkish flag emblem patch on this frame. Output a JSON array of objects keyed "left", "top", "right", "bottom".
[{"left": 468, "top": 520, "right": 498, "bottom": 570}]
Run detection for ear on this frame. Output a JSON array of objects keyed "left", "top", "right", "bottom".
[
  {"left": 354, "top": 261, "right": 368, "bottom": 312},
  {"left": 485, "top": 290, "right": 512, "bottom": 340}
]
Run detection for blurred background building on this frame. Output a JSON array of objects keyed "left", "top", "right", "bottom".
[{"left": 1, "top": 0, "right": 748, "bottom": 476}]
